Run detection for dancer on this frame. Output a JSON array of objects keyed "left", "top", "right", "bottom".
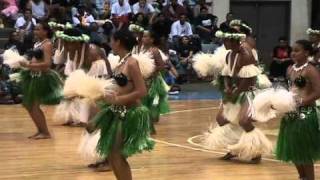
[
  {"left": 129, "top": 24, "right": 145, "bottom": 54},
  {"left": 54, "top": 27, "right": 95, "bottom": 126},
  {"left": 88, "top": 29, "right": 154, "bottom": 180},
  {"left": 229, "top": 19, "right": 258, "bottom": 62},
  {"left": 19, "top": 22, "right": 62, "bottom": 139},
  {"left": 140, "top": 30, "right": 170, "bottom": 134},
  {"left": 202, "top": 27, "right": 272, "bottom": 163},
  {"left": 276, "top": 40, "right": 320, "bottom": 180},
  {"left": 306, "top": 28, "right": 320, "bottom": 67}
]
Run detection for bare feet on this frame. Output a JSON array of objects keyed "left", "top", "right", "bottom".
[
  {"left": 94, "top": 162, "right": 111, "bottom": 172},
  {"left": 219, "top": 152, "right": 237, "bottom": 161},
  {"left": 249, "top": 155, "right": 262, "bottom": 164},
  {"left": 28, "top": 132, "right": 40, "bottom": 139},
  {"left": 88, "top": 161, "right": 105, "bottom": 168},
  {"left": 30, "top": 133, "right": 51, "bottom": 140}
]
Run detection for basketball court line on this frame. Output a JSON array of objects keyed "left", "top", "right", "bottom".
[{"left": 155, "top": 107, "right": 320, "bottom": 166}]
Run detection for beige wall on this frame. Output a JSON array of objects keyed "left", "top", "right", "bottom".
[
  {"left": 290, "top": 0, "right": 311, "bottom": 43},
  {"left": 211, "top": 0, "right": 230, "bottom": 25}
]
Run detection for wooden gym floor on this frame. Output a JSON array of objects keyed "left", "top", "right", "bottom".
[{"left": 0, "top": 100, "right": 319, "bottom": 180}]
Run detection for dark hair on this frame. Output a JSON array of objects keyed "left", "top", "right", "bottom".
[
  {"left": 226, "top": 12, "right": 233, "bottom": 16},
  {"left": 39, "top": 22, "right": 53, "bottom": 38},
  {"left": 295, "top": 39, "right": 314, "bottom": 55},
  {"left": 148, "top": 30, "right": 161, "bottom": 47},
  {"left": 63, "top": 28, "right": 82, "bottom": 37},
  {"left": 112, "top": 30, "right": 137, "bottom": 51},
  {"left": 200, "top": 6, "right": 208, "bottom": 11}
]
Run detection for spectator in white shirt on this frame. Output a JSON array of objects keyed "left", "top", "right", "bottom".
[
  {"left": 111, "top": 0, "right": 131, "bottom": 17},
  {"left": 27, "top": 0, "right": 48, "bottom": 21},
  {"left": 15, "top": 9, "right": 36, "bottom": 33},
  {"left": 170, "top": 13, "right": 193, "bottom": 39},
  {"left": 132, "top": 0, "right": 155, "bottom": 15},
  {"left": 111, "top": 0, "right": 131, "bottom": 30},
  {"left": 132, "top": 0, "right": 156, "bottom": 24}
]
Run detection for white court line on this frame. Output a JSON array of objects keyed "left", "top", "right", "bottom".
[
  {"left": 156, "top": 107, "right": 320, "bottom": 166},
  {"left": 163, "top": 106, "right": 219, "bottom": 115}
]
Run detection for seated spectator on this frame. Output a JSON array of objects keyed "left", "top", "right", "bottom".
[
  {"left": 269, "top": 37, "right": 293, "bottom": 80},
  {"left": 111, "top": 0, "right": 131, "bottom": 30},
  {"left": 162, "top": 0, "right": 186, "bottom": 23},
  {"left": 195, "top": 6, "right": 218, "bottom": 43},
  {"left": 220, "top": 12, "right": 233, "bottom": 32},
  {"left": 176, "top": 36, "right": 193, "bottom": 82},
  {"left": 15, "top": 9, "right": 36, "bottom": 39},
  {"left": 89, "top": 22, "right": 104, "bottom": 45},
  {"left": 193, "top": 0, "right": 208, "bottom": 18},
  {"left": 101, "top": 1, "right": 112, "bottom": 19},
  {"left": 162, "top": 0, "right": 184, "bottom": 6},
  {"left": 170, "top": 13, "right": 193, "bottom": 40},
  {"left": 93, "top": 0, "right": 106, "bottom": 18},
  {"left": 1, "top": 0, "right": 19, "bottom": 19},
  {"left": 102, "top": 20, "right": 115, "bottom": 42},
  {"left": 133, "top": 13, "right": 148, "bottom": 29},
  {"left": 132, "top": 0, "right": 155, "bottom": 15},
  {"left": 48, "top": 5, "right": 67, "bottom": 24},
  {"left": 182, "top": 0, "right": 193, "bottom": 22},
  {"left": 72, "top": 7, "right": 95, "bottom": 28},
  {"left": 27, "top": 0, "right": 49, "bottom": 21},
  {"left": 4, "top": 31, "right": 25, "bottom": 55}
]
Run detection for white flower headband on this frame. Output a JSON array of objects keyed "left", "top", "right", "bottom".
[
  {"left": 129, "top": 24, "right": 144, "bottom": 33},
  {"left": 230, "top": 19, "right": 253, "bottom": 34},
  {"left": 306, "top": 28, "right": 320, "bottom": 35},
  {"left": 55, "top": 30, "right": 90, "bottom": 42},
  {"left": 48, "top": 22, "right": 73, "bottom": 29},
  {"left": 215, "top": 30, "right": 246, "bottom": 40}
]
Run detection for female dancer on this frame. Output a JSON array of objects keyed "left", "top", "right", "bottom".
[
  {"left": 140, "top": 30, "right": 170, "bottom": 134},
  {"left": 89, "top": 29, "right": 154, "bottom": 180},
  {"left": 276, "top": 40, "right": 320, "bottom": 180},
  {"left": 20, "top": 22, "right": 62, "bottom": 139},
  {"left": 203, "top": 27, "right": 272, "bottom": 163}
]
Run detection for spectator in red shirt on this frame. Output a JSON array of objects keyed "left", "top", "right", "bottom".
[{"left": 270, "top": 37, "right": 293, "bottom": 80}]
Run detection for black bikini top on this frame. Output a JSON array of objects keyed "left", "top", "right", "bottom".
[
  {"left": 112, "top": 53, "right": 132, "bottom": 87},
  {"left": 112, "top": 72, "right": 129, "bottom": 87},
  {"left": 25, "top": 49, "right": 43, "bottom": 60}
]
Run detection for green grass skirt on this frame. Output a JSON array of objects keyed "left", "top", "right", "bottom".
[
  {"left": 142, "top": 74, "right": 170, "bottom": 132},
  {"left": 94, "top": 105, "right": 155, "bottom": 157},
  {"left": 276, "top": 106, "right": 320, "bottom": 165},
  {"left": 20, "top": 69, "right": 63, "bottom": 107}
]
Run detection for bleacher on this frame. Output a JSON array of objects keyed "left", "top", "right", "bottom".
[{"left": 0, "top": 28, "right": 14, "bottom": 49}]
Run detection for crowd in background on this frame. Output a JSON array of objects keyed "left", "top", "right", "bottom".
[{"left": 0, "top": 0, "right": 307, "bottom": 103}]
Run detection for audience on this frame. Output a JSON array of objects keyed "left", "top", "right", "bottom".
[
  {"left": 28, "top": 0, "right": 49, "bottom": 21},
  {"left": 269, "top": 37, "right": 293, "bottom": 80},
  {"left": 111, "top": 0, "right": 131, "bottom": 30},
  {"left": 1, "top": 1, "right": 257, "bottom": 98},
  {"left": 194, "top": 6, "right": 218, "bottom": 43},
  {"left": 170, "top": 13, "right": 193, "bottom": 40},
  {"left": 220, "top": 12, "right": 233, "bottom": 32},
  {"left": 162, "top": 0, "right": 186, "bottom": 23}
]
